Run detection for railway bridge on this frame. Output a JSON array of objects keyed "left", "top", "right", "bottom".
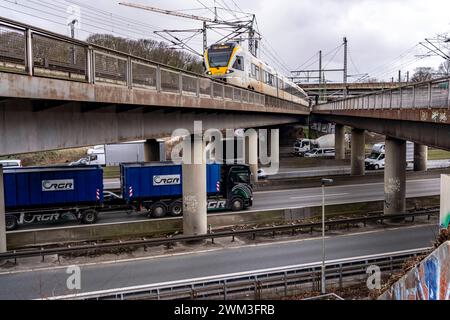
[
  {"left": 0, "top": 17, "right": 309, "bottom": 252},
  {"left": 312, "top": 77, "right": 450, "bottom": 218},
  {"left": 1, "top": 17, "right": 450, "bottom": 253}
]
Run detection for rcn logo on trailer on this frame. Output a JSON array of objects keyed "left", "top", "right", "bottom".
[
  {"left": 153, "top": 174, "right": 181, "bottom": 186},
  {"left": 42, "top": 179, "right": 75, "bottom": 192}
]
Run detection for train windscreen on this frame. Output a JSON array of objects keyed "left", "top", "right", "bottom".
[{"left": 208, "top": 44, "right": 234, "bottom": 68}]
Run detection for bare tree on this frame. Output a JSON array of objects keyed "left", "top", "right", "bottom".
[
  {"left": 411, "top": 67, "right": 436, "bottom": 82},
  {"left": 438, "top": 59, "right": 450, "bottom": 76},
  {"left": 86, "top": 34, "right": 204, "bottom": 74}
]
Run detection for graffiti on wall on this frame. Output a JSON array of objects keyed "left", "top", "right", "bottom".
[
  {"left": 379, "top": 242, "right": 450, "bottom": 300},
  {"left": 441, "top": 175, "right": 450, "bottom": 229}
]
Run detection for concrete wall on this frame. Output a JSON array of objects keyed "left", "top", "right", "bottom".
[
  {"left": 441, "top": 175, "right": 450, "bottom": 229},
  {"left": 379, "top": 242, "right": 450, "bottom": 300}
]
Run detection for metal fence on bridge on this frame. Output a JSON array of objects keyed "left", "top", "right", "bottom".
[
  {"left": 42, "top": 248, "right": 431, "bottom": 300},
  {"left": 0, "top": 17, "right": 303, "bottom": 112},
  {"left": 314, "top": 77, "right": 450, "bottom": 111}
]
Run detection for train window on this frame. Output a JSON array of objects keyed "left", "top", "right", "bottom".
[
  {"left": 251, "top": 64, "right": 257, "bottom": 78},
  {"left": 268, "top": 74, "right": 274, "bottom": 86},
  {"left": 232, "top": 56, "right": 244, "bottom": 71},
  {"left": 278, "top": 78, "right": 284, "bottom": 90},
  {"left": 264, "top": 71, "right": 274, "bottom": 86},
  {"left": 208, "top": 47, "right": 234, "bottom": 68}
]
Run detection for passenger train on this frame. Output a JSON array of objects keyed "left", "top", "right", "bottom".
[{"left": 204, "top": 42, "right": 309, "bottom": 106}]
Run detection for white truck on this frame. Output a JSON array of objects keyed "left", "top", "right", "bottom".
[
  {"left": 70, "top": 142, "right": 165, "bottom": 166},
  {"left": 293, "top": 134, "right": 348, "bottom": 156},
  {"left": 365, "top": 141, "right": 414, "bottom": 170}
]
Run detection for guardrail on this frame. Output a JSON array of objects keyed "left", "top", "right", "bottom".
[
  {"left": 42, "top": 248, "right": 431, "bottom": 300},
  {"left": 314, "top": 76, "right": 450, "bottom": 111},
  {"left": 0, "top": 16, "right": 304, "bottom": 112},
  {"left": 0, "top": 208, "right": 438, "bottom": 262}
]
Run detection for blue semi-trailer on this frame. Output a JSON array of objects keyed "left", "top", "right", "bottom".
[
  {"left": 120, "top": 163, "right": 253, "bottom": 218},
  {"left": 3, "top": 163, "right": 253, "bottom": 230},
  {"left": 4, "top": 166, "right": 104, "bottom": 230}
]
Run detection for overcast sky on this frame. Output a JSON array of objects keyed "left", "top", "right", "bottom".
[{"left": 1, "top": 0, "right": 450, "bottom": 82}]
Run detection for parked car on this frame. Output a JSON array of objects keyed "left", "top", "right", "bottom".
[{"left": 304, "top": 148, "right": 336, "bottom": 158}]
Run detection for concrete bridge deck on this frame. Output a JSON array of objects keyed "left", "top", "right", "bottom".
[{"left": 0, "top": 17, "right": 309, "bottom": 155}]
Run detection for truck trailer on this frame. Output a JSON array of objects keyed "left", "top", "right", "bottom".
[
  {"left": 4, "top": 166, "right": 103, "bottom": 230},
  {"left": 3, "top": 163, "right": 254, "bottom": 230},
  {"left": 120, "top": 163, "right": 253, "bottom": 218}
]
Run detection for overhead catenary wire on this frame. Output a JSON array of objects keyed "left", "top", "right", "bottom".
[{"left": 1, "top": 0, "right": 163, "bottom": 42}]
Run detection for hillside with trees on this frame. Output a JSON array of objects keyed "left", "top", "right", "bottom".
[{"left": 87, "top": 34, "right": 204, "bottom": 74}]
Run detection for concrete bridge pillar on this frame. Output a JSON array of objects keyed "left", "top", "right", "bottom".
[
  {"left": 269, "top": 129, "right": 280, "bottom": 173},
  {"left": 182, "top": 134, "right": 207, "bottom": 237},
  {"left": 384, "top": 137, "right": 406, "bottom": 216},
  {"left": 414, "top": 143, "right": 428, "bottom": 172},
  {"left": 335, "top": 124, "right": 346, "bottom": 160},
  {"left": 351, "top": 128, "right": 365, "bottom": 176},
  {"left": 144, "top": 139, "right": 161, "bottom": 162},
  {"left": 0, "top": 165, "right": 6, "bottom": 253},
  {"left": 245, "top": 129, "right": 258, "bottom": 184}
]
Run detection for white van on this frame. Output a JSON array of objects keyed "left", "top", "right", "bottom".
[
  {"left": 304, "top": 148, "right": 336, "bottom": 158},
  {"left": 0, "top": 159, "right": 22, "bottom": 168}
]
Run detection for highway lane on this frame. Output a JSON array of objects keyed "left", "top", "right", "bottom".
[
  {"left": 253, "top": 178, "right": 440, "bottom": 210},
  {"left": 0, "top": 224, "right": 439, "bottom": 299},
  {"left": 103, "top": 161, "right": 450, "bottom": 189},
  {"left": 13, "top": 177, "right": 441, "bottom": 229}
]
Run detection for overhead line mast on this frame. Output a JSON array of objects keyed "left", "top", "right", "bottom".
[{"left": 119, "top": 2, "right": 261, "bottom": 57}]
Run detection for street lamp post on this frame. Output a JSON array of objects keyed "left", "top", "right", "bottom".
[{"left": 321, "top": 178, "right": 334, "bottom": 294}]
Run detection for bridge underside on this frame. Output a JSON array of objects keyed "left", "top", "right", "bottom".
[
  {"left": 314, "top": 113, "right": 450, "bottom": 151},
  {"left": 0, "top": 99, "right": 302, "bottom": 155}
]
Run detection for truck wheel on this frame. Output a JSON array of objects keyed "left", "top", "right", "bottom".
[
  {"left": 5, "top": 216, "right": 18, "bottom": 231},
  {"left": 81, "top": 210, "right": 98, "bottom": 224},
  {"left": 169, "top": 201, "right": 183, "bottom": 217},
  {"left": 230, "top": 198, "right": 244, "bottom": 212},
  {"left": 151, "top": 202, "right": 167, "bottom": 218}
]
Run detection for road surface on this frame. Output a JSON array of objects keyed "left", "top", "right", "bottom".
[
  {"left": 103, "top": 161, "right": 450, "bottom": 189},
  {"left": 0, "top": 224, "right": 438, "bottom": 299},
  {"left": 14, "top": 177, "right": 441, "bottom": 229}
]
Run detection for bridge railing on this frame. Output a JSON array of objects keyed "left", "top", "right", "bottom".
[
  {"left": 0, "top": 17, "right": 305, "bottom": 112},
  {"left": 314, "top": 76, "right": 450, "bottom": 111}
]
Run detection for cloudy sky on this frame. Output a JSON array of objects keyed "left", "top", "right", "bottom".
[{"left": 1, "top": 0, "right": 450, "bottom": 82}]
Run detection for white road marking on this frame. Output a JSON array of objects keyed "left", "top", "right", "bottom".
[
  {"left": 290, "top": 193, "right": 349, "bottom": 200},
  {"left": 0, "top": 224, "right": 437, "bottom": 276},
  {"left": 255, "top": 178, "right": 440, "bottom": 195}
]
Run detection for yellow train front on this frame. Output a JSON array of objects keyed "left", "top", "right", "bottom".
[{"left": 204, "top": 42, "right": 309, "bottom": 106}]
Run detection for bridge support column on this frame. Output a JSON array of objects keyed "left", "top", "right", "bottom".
[
  {"left": 414, "top": 143, "right": 428, "bottom": 172},
  {"left": 0, "top": 165, "right": 6, "bottom": 253},
  {"left": 182, "top": 134, "right": 207, "bottom": 237},
  {"left": 351, "top": 128, "right": 365, "bottom": 176},
  {"left": 144, "top": 139, "right": 161, "bottom": 162},
  {"left": 335, "top": 124, "right": 346, "bottom": 160},
  {"left": 269, "top": 129, "right": 280, "bottom": 174},
  {"left": 245, "top": 129, "right": 258, "bottom": 184},
  {"left": 384, "top": 137, "right": 406, "bottom": 216}
]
